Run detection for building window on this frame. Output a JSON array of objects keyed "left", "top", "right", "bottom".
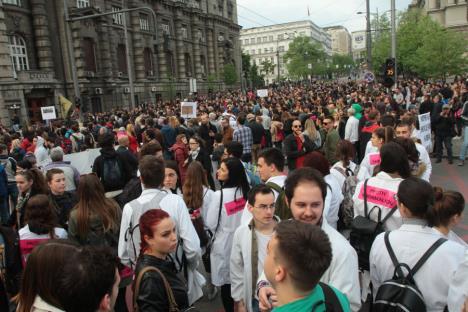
[
  {"left": 161, "top": 23, "right": 170, "bottom": 35},
  {"left": 269, "top": 35, "right": 273, "bottom": 42},
  {"left": 264, "top": 48, "right": 268, "bottom": 53},
  {"left": 198, "top": 29, "right": 205, "bottom": 43},
  {"left": 117, "top": 44, "right": 127, "bottom": 74},
  {"left": 2, "top": 0, "right": 21, "bottom": 6},
  {"left": 278, "top": 34, "right": 284, "bottom": 40},
  {"left": 257, "top": 37, "right": 261, "bottom": 43},
  {"left": 112, "top": 6, "right": 124, "bottom": 25},
  {"left": 8, "top": 35, "right": 29, "bottom": 71},
  {"left": 244, "top": 39, "right": 249, "bottom": 45},
  {"left": 76, "top": 0, "right": 89, "bottom": 8},
  {"left": 181, "top": 27, "right": 188, "bottom": 39},
  {"left": 139, "top": 14, "right": 150, "bottom": 31},
  {"left": 185, "top": 53, "right": 192, "bottom": 76},
  {"left": 263, "top": 36, "right": 267, "bottom": 42},
  {"left": 82, "top": 37, "right": 96, "bottom": 72},
  {"left": 250, "top": 38, "right": 255, "bottom": 44},
  {"left": 278, "top": 46, "right": 284, "bottom": 52},
  {"left": 143, "top": 48, "right": 154, "bottom": 77},
  {"left": 270, "top": 47, "right": 273, "bottom": 52},
  {"left": 251, "top": 49, "right": 255, "bottom": 55},
  {"left": 258, "top": 49, "right": 261, "bottom": 54}
]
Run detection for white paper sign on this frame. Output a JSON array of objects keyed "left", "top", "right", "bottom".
[
  {"left": 418, "top": 113, "right": 432, "bottom": 151},
  {"left": 181, "top": 102, "right": 197, "bottom": 118},
  {"left": 41, "top": 106, "right": 56, "bottom": 120},
  {"left": 257, "top": 89, "right": 268, "bottom": 97}
]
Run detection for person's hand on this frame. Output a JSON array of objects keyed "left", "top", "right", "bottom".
[{"left": 258, "top": 286, "right": 277, "bottom": 311}]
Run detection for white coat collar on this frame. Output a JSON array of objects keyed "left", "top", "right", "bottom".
[{"left": 32, "top": 296, "right": 65, "bottom": 312}]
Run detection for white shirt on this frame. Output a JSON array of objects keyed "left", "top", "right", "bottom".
[
  {"left": 370, "top": 221, "right": 466, "bottom": 312},
  {"left": 345, "top": 115, "right": 360, "bottom": 143},
  {"left": 448, "top": 249, "right": 468, "bottom": 312},
  {"left": 19, "top": 225, "right": 68, "bottom": 240},
  {"left": 364, "top": 140, "right": 378, "bottom": 158},
  {"left": 330, "top": 160, "right": 358, "bottom": 190},
  {"left": 357, "top": 152, "right": 380, "bottom": 182},
  {"left": 416, "top": 142, "right": 432, "bottom": 182},
  {"left": 432, "top": 228, "right": 468, "bottom": 247},
  {"left": 353, "top": 171, "right": 403, "bottom": 231},
  {"left": 324, "top": 174, "right": 344, "bottom": 229}
]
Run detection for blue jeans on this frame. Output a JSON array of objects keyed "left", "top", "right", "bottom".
[
  {"left": 7, "top": 182, "right": 18, "bottom": 211},
  {"left": 252, "top": 298, "right": 260, "bottom": 312},
  {"left": 460, "top": 126, "right": 468, "bottom": 161}
]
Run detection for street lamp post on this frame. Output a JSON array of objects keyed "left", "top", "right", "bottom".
[
  {"left": 391, "top": 0, "right": 397, "bottom": 86},
  {"left": 63, "top": 2, "right": 158, "bottom": 110}
]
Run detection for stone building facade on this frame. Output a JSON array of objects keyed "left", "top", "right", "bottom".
[
  {"left": 0, "top": 0, "right": 241, "bottom": 125},
  {"left": 323, "top": 26, "right": 352, "bottom": 56}
]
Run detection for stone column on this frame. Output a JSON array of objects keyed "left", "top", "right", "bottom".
[
  {"left": 157, "top": 42, "right": 168, "bottom": 81},
  {"left": 175, "top": 16, "right": 186, "bottom": 80},
  {"left": 206, "top": 28, "right": 216, "bottom": 75},
  {"left": 97, "top": 22, "right": 112, "bottom": 78},
  {"left": 31, "top": 0, "right": 54, "bottom": 71},
  {"left": 191, "top": 18, "right": 202, "bottom": 79},
  {"left": 71, "top": 24, "right": 84, "bottom": 78},
  {"left": 130, "top": 11, "right": 145, "bottom": 80},
  {"left": 0, "top": 4, "right": 13, "bottom": 79}
]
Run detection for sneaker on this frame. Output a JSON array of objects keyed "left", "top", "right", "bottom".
[
  {"left": 435, "top": 159, "right": 442, "bottom": 163},
  {"left": 206, "top": 283, "right": 218, "bottom": 301},
  {"left": 459, "top": 160, "right": 465, "bottom": 166}
]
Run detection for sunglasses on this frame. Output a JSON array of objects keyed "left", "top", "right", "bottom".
[{"left": 292, "top": 125, "right": 302, "bottom": 128}]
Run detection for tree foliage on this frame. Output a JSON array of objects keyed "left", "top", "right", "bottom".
[
  {"left": 260, "top": 59, "right": 276, "bottom": 76},
  {"left": 372, "top": 9, "right": 467, "bottom": 79},
  {"left": 241, "top": 52, "right": 265, "bottom": 88},
  {"left": 283, "top": 36, "right": 327, "bottom": 79},
  {"left": 222, "top": 63, "right": 237, "bottom": 85}
]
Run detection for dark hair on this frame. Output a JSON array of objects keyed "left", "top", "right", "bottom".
[
  {"left": 226, "top": 141, "right": 244, "bottom": 159},
  {"left": 374, "top": 126, "right": 394, "bottom": 144},
  {"left": 379, "top": 142, "right": 411, "bottom": 178},
  {"left": 24, "top": 194, "right": 58, "bottom": 238},
  {"left": 237, "top": 113, "right": 247, "bottom": 125},
  {"left": 396, "top": 121, "right": 412, "bottom": 130},
  {"left": 336, "top": 140, "right": 355, "bottom": 168},
  {"left": 394, "top": 137, "right": 419, "bottom": 163},
  {"left": 189, "top": 135, "right": 206, "bottom": 149},
  {"left": 428, "top": 187, "right": 465, "bottom": 227},
  {"left": 397, "top": 177, "right": 434, "bottom": 219},
  {"left": 57, "top": 246, "right": 120, "bottom": 312},
  {"left": 17, "top": 240, "right": 80, "bottom": 312},
  {"left": 139, "top": 155, "right": 165, "bottom": 188},
  {"left": 17, "top": 160, "right": 33, "bottom": 171},
  {"left": 284, "top": 167, "right": 327, "bottom": 204},
  {"left": 380, "top": 114, "right": 396, "bottom": 127},
  {"left": 220, "top": 157, "right": 250, "bottom": 200},
  {"left": 303, "top": 151, "right": 330, "bottom": 176},
  {"left": 164, "top": 160, "right": 181, "bottom": 190},
  {"left": 139, "top": 209, "right": 171, "bottom": 254},
  {"left": 139, "top": 141, "right": 163, "bottom": 158},
  {"left": 98, "top": 133, "right": 115, "bottom": 148},
  {"left": 16, "top": 169, "right": 48, "bottom": 195},
  {"left": 183, "top": 161, "right": 209, "bottom": 210},
  {"left": 46, "top": 168, "right": 64, "bottom": 183},
  {"left": 247, "top": 184, "right": 275, "bottom": 206},
  {"left": 258, "top": 147, "right": 284, "bottom": 172},
  {"left": 275, "top": 220, "right": 332, "bottom": 291}
]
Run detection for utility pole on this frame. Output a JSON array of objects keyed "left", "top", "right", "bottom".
[
  {"left": 122, "top": 0, "right": 136, "bottom": 109},
  {"left": 276, "top": 39, "right": 280, "bottom": 83},
  {"left": 391, "top": 0, "right": 397, "bottom": 86},
  {"left": 366, "top": 0, "right": 372, "bottom": 70}
]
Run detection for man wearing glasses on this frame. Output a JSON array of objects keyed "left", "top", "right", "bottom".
[
  {"left": 322, "top": 116, "right": 340, "bottom": 165},
  {"left": 230, "top": 185, "right": 279, "bottom": 312},
  {"left": 283, "top": 119, "right": 317, "bottom": 171}
]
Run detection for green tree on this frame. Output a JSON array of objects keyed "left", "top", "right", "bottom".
[
  {"left": 249, "top": 64, "right": 265, "bottom": 88},
  {"left": 222, "top": 63, "right": 237, "bottom": 86},
  {"left": 283, "top": 36, "right": 327, "bottom": 79},
  {"left": 331, "top": 54, "right": 355, "bottom": 76},
  {"left": 260, "top": 59, "right": 276, "bottom": 76},
  {"left": 242, "top": 52, "right": 252, "bottom": 80}
]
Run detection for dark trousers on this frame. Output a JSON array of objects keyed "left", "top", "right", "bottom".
[
  {"left": 435, "top": 134, "right": 453, "bottom": 161},
  {"left": 221, "top": 284, "right": 234, "bottom": 312},
  {"left": 7, "top": 182, "right": 18, "bottom": 211}
]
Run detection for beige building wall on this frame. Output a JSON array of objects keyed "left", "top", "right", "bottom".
[{"left": 324, "top": 26, "right": 352, "bottom": 55}]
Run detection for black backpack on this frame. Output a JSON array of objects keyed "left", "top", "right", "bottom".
[
  {"left": 316, "top": 282, "right": 344, "bottom": 311},
  {"left": 266, "top": 182, "right": 291, "bottom": 221},
  {"left": 101, "top": 157, "right": 125, "bottom": 192},
  {"left": 0, "top": 226, "right": 22, "bottom": 299},
  {"left": 349, "top": 179, "right": 398, "bottom": 271},
  {"left": 373, "top": 232, "right": 447, "bottom": 312}
]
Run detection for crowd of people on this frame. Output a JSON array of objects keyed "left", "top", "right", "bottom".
[{"left": 0, "top": 77, "right": 467, "bottom": 312}]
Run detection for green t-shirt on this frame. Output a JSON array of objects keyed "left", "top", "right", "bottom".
[{"left": 273, "top": 284, "right": 350, "bottom": 312}]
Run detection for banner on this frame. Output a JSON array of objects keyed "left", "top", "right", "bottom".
[
  {"left": 418, "top": 113, "right": 432, "bottom": 151},
  {"left": 41, "top": 106, "right": 56, "bottom": 120},
  {"left": 181, "top": 102, "right": 197, "bottom": 118},
  {"left": 59, "top": 95, "right": 73, "bottom": 117},
  {"left": 63, "top": 148, "right": 101, "bottom": 174},
  {"left": 257, "top": 89, "right": 268, "bottom": 97}
]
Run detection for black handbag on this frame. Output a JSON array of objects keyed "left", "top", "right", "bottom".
[{"left": 202, "top": 189, "right": 223, "bottom": 273}]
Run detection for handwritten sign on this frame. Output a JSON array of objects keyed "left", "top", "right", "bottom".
[
  {"left": 257, "top": 89, "right": 268, "bottom": 98},
  {"left": 358, "top": 184, "right": 397, "bottom": 209},
  {"left": 369, "top": 153, "right": 381, "bottom": 166},
  {"left": 181, "top": 102, "right": 197, "bottom": 118},
  {"left": 40, "top": 106, "right": 56, "bottom": 120},
  {"left": 418, "top": 113, "right": 432, "bottom": 152},
  {"left": 224, "top": 198, "right": 246, "bottom": 216}
]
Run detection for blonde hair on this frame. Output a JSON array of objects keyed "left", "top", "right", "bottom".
[{"left": 304, "top": 119, "right": 318, "bottom": 140}]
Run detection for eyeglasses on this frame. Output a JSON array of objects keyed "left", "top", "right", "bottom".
[
  {"left": 254, "top": 204, "right": 276, "bottom": 210},
  {"left": 292, "top": 125, "right": 302, "bottom": 129},
  {"left": 323, "top": 122, "right": 330, "bottom": 125},
  {"left": 189, "top": 142, "right": 199, "bottom": 145}
]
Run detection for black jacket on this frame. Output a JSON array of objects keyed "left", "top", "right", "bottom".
[
  {"left": 134, "top": 254, "right": 189, "bottom": 312},
  {"left": 197, "top": 123, "right": 217, "bottom": 154},
  {"left": 189, "top": 149, "right": 215, "bottom": 190},
  {"left": 247, "top": 121, "right": 265, "bottom": 144},
  {"left": 92, "top": 147, "right": 133, "bottom": 192},
  {"left": 49, "top": 191, "right": 77, "bottom": 229},
  {"left": 116, "top": 146, "right": 138, "bottom": 175},
  {"left": 283, "top": 134, "right": 316, "bottom": 170}
]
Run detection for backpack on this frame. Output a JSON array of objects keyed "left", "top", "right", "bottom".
[
  {"left": 115, "top": 177, "right": 143, "bottom": 209},
  {"left": 335, "top": 165, "right": 359, "bottom": 231},
  {"left": 266, "top": 182, "right": 291, "bottom": 221},
  {"left": 0, "top": 226, "right": 22, "bottom": 299},
  {"left": 100, "top": 157, "right": 125, "bottom": 192},
  {"left": 349, "top": 179, "right": 398, "bottom": 271},
  {"left": 373, "top": 232, "right": 447, "bottom": 312},
  {"left": 124, "top": 190, "right": 168, "bottom": 268}
]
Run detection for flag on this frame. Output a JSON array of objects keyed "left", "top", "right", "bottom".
[
  {"left": 307, "top": 6, "right": 310, "bottom": 16},
  {"left": 59, "top": 94, "right": 73, "bottom": 117}
]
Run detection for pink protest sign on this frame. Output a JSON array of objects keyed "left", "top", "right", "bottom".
[
  {"left": 369, "top": 153, "right": 381, "bottom": 166},
  {"left": 224, "top": 198, "right": 246, "bottom": 216},
  {"left": 19, "top": 238, "right": 48, "bottom": 266},
  {"left": 358, "top": 184, "right": 397, "bottom": 209}
]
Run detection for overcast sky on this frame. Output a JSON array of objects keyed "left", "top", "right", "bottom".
[{"left": 237, "top": 0, "right": 413, "bottom": 33}]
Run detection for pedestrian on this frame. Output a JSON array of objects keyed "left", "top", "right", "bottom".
[
  {"left": 283, "top": 119, "right": 316, "bottom": 171},
  {"left": 233, "top": 113, "right": 253, "bottom": 163}
]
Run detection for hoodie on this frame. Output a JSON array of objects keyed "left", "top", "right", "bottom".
[{"left": 34, "top": 137, "right": 49, "bottom": 167}]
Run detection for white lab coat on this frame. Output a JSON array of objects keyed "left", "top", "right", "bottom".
[
  {"left": 345, "top": 115, "right": 360, "bottom": 143},
  {"left": 352, "top": 171, "right": 403, "bottom": 231},
  {"left": 205, "top": 187, "right": 245, "bottom": 286},
  {"left": 330, "top": 160, "right": 358, "bottom": 190},
  {"left": 117, "top": 188, "right": 204, "bottom": 304},
  {"left": 357, "top": 152, "right": 380, "bottom": 182},
  {"left": 240, "top": 175, "right": 287, "bottom": 225},
  {"left": 370, "top": 220, "right": 466, "bottom": 312},
  {"left": 364, "top": 140, "right": 378, "bottom": 158},
  {"left": 230, "top": 217, "right": 279, "bottom": 312},
  {"left": 324, "top": 174, "right": 344, "bottom": 229},
  {"left": 256, "top": 219, "right": 361, "bottom": 311},
  {"left": 432, "top": 228, "right": 468, "bottom": 247},
  {"left": 416, "top": 142, "right": 432, "bottom": 182},
  {"left": 448, "top": 249, "right": 468, "bottom": 312}
]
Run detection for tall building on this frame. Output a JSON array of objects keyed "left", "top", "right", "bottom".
[
  {"left": 240, "top": 20, "right": 331, "bottom": 84},
  {"left": 0, "top": 0, "right": 241, "bottom": 125},
  {"left": 409, "top": 0, "right": 468, "bottom": 36},
  {"left": 351, "top": 30, "right": 366, "bottom": 64},
  {"left": 323, "top": 25, "right": 352, "bottom": 55}
]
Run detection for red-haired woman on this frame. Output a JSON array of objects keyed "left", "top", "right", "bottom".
[{"left": 133, "top": 209, "right": 190, "bottom": 312}]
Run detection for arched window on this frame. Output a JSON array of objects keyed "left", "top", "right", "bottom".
[
  {"left": 117, "top": 44, "right": 127, "bottom": 74},
  {"left": 143, "top": 48, "right": 154, "bottom": 77},
  {"left": 8, "top": 35, "right": 29, "bottom": 71}
]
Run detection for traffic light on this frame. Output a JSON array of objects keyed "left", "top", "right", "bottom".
[{"left": 383, "top": 58, "right": 395, "bottom": 88}]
